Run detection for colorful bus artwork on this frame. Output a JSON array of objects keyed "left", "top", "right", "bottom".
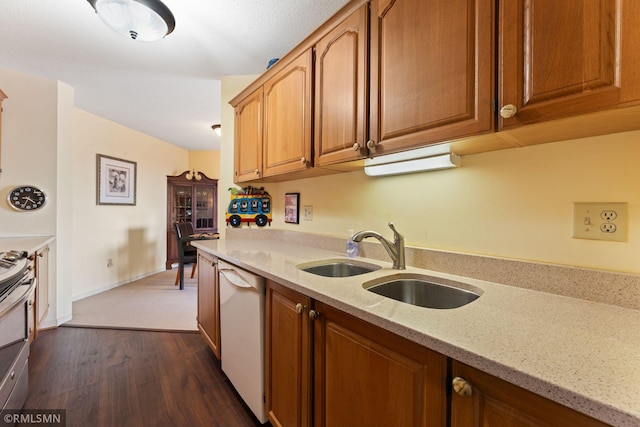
[{"left": 226, "top": 192, "right": 272, "bottom": 227}]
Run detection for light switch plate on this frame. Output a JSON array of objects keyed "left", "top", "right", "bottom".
[
  {"left": 572, "top": 202, "right": 627, "bottom": 242},
  {"left": 303, "top": 205, "right": 313, "bottom": 221}
]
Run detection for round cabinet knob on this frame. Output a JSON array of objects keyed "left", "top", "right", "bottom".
[
  {"left": 309, "top": 310, "right": 319, "bottom": 320},
  {"left": 254, "top": 169, "right": 260, "bottom": 175},
  {"left": 452, "top": 377, "right": 473, "bottom": 397},
  {"left": 295, "top": 303, "right": 304, "bottom": 314},
  {"left": 366, "top": 140, "right": 377, "bottom": 150},
  {"left": 352, "top": 143, "right": 360, "bottom": 152},
  {"left": 500, "top": 104, "right": 518, "bottom": 119},
  {"left": 300, "top": 157, "right": 307, "bottom": 165}
]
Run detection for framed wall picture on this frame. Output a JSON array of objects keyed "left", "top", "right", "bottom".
[
  {"left": 96, "top": 154, "right": 137, "bottom": 205},
  {"left": 284, "top": 192, "right": 299, "bottom": 224}
]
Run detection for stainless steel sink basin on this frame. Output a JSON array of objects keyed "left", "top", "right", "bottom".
[
  {"left": 363, "top": 274, "right": 482, "bottom": 309},
  {"left": 297, "top": 259, "right": 381, "bottom": 278}
]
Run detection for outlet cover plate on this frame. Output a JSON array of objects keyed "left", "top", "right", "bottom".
[{"left": 572, "top": 202, "right": 628, "bottom": 242}]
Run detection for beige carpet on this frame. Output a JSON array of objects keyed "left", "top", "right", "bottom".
[{"left": 64, "top": 269, "right": 198, "bottom": 332}]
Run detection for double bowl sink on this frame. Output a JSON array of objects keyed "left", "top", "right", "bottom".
[{"left": 296, "top": 259, "right": 481, "bottom": 309}]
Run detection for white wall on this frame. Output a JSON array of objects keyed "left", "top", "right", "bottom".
[
  {"left": 70, "top": 109, "right": 189, "bottom": 300},
  {"left": 0, "top": 67, "right": 60, "bottom": 323},
  {"left": 266, "top": 132, "right": 640, "bottom": 275},
  {"left": 0, "top": 68, "right": 57, "bottom": 236},
  {"left": 0, "top": 67, "right": 195, "bottom": 325}
]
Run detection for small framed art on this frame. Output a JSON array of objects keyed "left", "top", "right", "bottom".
[
  {"left": 97, "top": 154, "right": 137, "bottom": 205},
  {"left": 284, "top": 192, "right": 300, "bottom": 224}
]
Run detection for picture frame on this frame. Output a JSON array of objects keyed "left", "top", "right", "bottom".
[
  {"left": 96, "top": 154, "right": 137, "bottom": 206},
  {"left": 284, "top": 192, "right": 300, "bottom": 224}
]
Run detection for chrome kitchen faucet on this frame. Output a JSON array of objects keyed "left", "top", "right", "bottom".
[{"left": 351, "top": 223, "right": 405, "bottom": 270}]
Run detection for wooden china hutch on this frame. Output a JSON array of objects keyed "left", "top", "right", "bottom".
[{"left": 166, "top": 171, "right": 218, "bottom": 269}]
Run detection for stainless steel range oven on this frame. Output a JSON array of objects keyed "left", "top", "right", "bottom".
[{"left": 0, "top": 250, "right": 36, "bottom": 413}]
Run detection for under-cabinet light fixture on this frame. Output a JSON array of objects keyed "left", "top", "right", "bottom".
[
  {"left": 87, "top": 0, "right": 176, "bottom": 42},
  {"left": 364, "top": 146, "right": 461, "bottom": 177}
]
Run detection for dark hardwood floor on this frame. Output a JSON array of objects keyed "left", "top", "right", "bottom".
[{"left": 23, "top": 327, "right": 267, "bottom": 427}]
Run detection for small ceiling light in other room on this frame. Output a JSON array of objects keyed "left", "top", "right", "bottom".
[
  {"left": 211, "top": 124, "right": 221, "bottom": 136},
  {"left": 87, "top": 0, "right": 176, "bottom": 42}
]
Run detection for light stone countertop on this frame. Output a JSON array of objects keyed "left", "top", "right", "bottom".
[
  {"left": 0, "top": 236, "right": 54, "bottom": 254},
  {"left": 194, "top": 238, "right": 638, "bottom": 426}
]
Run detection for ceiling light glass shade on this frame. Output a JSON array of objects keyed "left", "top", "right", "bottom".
[
  {"left": 364, "top": 147, "right": 461, "bottom": 177},
  {"left": 88, "top": 0, "right": 175, "bottom": 42}
]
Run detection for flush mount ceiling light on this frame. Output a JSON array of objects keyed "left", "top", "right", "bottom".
[
  {"left": 87, "top": 0, "right": 176, "bottom": 42},
  {"left": 364, "top": 146, "right": 462, "bottom": 177}
]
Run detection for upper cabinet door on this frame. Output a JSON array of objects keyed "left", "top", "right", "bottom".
[
  {"left": 263, "top": 49, "right": 313, "bottom": 178},
  {"left": 314, "top": 5, "right": 369, "bottom": 167},
  {"left": 234, "top": 87, "right": 263, "bottom": 183},
  {"left": 368, "top": 0, "right": 495, "bottom": 156},
  {"left": 498, "top": 0, "right": 622, "bottom": 130}
]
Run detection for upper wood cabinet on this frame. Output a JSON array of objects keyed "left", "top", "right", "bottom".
[
  {"left": 368, "top": 0, "right": 495, "bottom": 156},
  {"left": 233, "top": 50, "right": 313, "bottom": 183},
  {"left": 314, "top": 5, "right": 369, "bottom": 167},
  {"left": 234, "top": 87, "right": 263, "bottom": 182},
  {"left": 231, "top": 0, "right": 640, "bottom": 179},
  {"left": 263, "top": 49, "right": 313, "bottom": 178},
  {"left": 498, "top": 0, "right": 640, "bottom": 130}
]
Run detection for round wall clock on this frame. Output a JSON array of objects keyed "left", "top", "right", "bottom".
[{"left": 7, "top": 185, "right": 48, "bottom": 211}]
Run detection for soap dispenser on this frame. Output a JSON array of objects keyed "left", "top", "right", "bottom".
[{"left": 346, "top": 229, "right": 358, "bottom": 258}]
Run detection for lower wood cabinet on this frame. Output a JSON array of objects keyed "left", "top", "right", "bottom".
[
  {"left": 197, "top": 251, "right": 220, "bottom": 359},
  {"left": 27, "top": 244, "right": 49, "bottom": 340},
  {"left": 265, "top": 280, "right": 447, "bottom": 427},
  {"left": 266, "top": 279, "right": 612, "bottom": 427},
  {"left": 313, "top": 301, "right": 448, "bottom": 427},
  {"left": 450, "top": 361, "right": 608, "bottom": 427},
  {"left": 35, "top": 245, "right": 49, "bottom": 328},
  {"left": 266, "top": 281, "right": 312, "bottom": 427}
]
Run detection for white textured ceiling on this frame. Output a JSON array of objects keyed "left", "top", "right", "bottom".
[{"left": 0, "top": 0, "right": 349, "bottom": 150}]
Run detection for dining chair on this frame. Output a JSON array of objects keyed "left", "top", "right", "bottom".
[{"left": 174, "top": 222, "right": 197, "bottom": 289}]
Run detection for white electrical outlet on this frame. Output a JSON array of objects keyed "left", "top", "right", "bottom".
[
  {"left": 572, "top": 202, "right": 628, "bottom": 242},
  {"left": 303, "top": 205, "right": 313, "bottom": 221}
]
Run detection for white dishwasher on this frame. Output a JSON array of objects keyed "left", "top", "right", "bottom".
[{"left": 218, "top": 260, "right": 268, "bottom": 424}]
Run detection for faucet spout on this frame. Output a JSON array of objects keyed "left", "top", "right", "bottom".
[{"left": 351, "top": 222, "right": 405, "bottom": 269}]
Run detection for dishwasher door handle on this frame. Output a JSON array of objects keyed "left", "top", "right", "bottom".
[{"left": 219, "top": 268, "right": 260, "bottom": 292}]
